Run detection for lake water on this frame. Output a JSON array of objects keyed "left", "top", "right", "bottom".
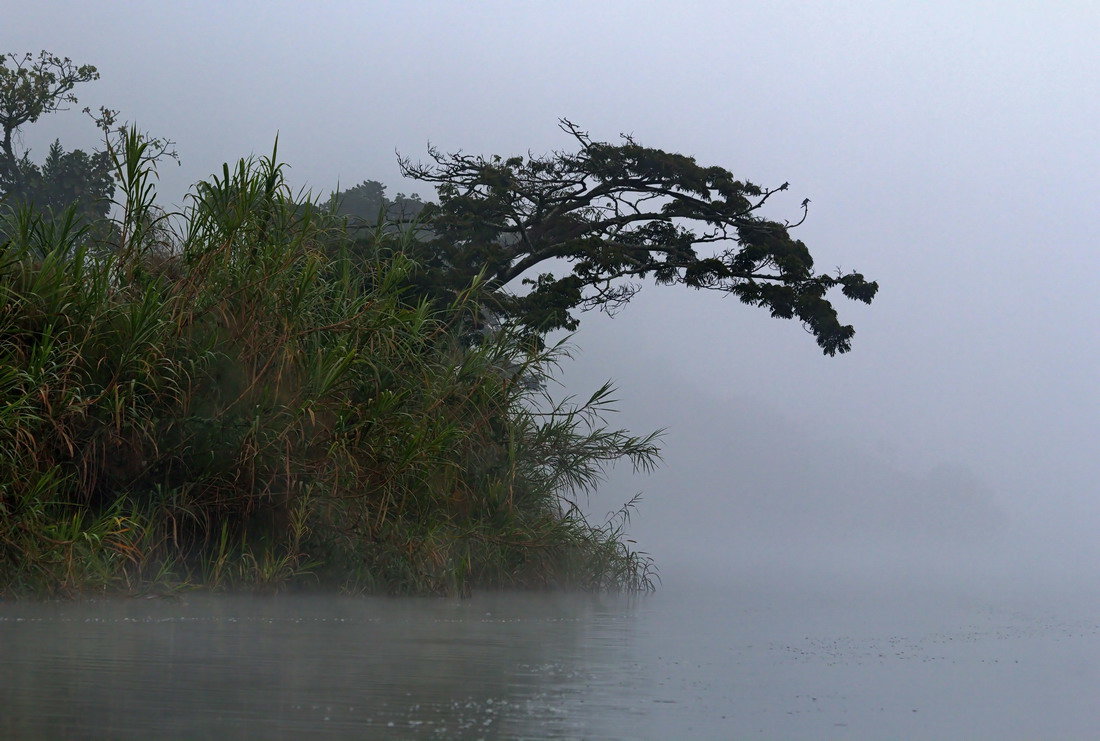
[{"left": 2, "top": 575, "right": 1099, "bottom": 739}]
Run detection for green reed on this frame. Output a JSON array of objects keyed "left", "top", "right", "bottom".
[{"left": 0, "top": 129, "right": 660, "bottom": 596}]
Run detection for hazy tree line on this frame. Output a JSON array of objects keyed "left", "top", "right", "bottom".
[{"left": 0, "top": 51, "right": 874, "bottom": 596}]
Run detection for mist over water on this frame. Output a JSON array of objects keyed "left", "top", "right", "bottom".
[
  {"left": 5, "top": 584, "right": 1100, "bottom": 739},
  {"left": 559, "top": 285, "right": 1098, "bottom": 598}
]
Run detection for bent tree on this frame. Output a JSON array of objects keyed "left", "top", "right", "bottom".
[{"left": 401, "top": 120, "right": 877, "bottom": 355}]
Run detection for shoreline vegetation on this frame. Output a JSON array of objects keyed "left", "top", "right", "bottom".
[
  {"left": 2, "top": 52, "right": 876, "bottom": 598},
  {"left": 0, "top": 133, "right": 661, "bottom": 597}
]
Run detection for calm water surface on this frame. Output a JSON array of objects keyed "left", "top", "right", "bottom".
[{"left": 3, "top": 578, "right": 1099, "bottom": 739}]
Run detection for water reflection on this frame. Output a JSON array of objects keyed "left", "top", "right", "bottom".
[
  {"left": 0, "top": 592, "right": 647, "bottom": 739},
  {"left": 2, "top": 582, "right": 1100, "bottom": 738}
]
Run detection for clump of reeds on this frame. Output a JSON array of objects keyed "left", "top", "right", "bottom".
[{"left": 0, "top": 130, "right": 660, "bottom": 596}]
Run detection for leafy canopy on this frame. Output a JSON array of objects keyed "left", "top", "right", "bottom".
[
  {"left": 0, "top": 51, "right": 98, "bottom": 149},
  {"left": 0, "top": 51, "right": 177, "bottom": 229},
  {"left": 325, "top": 180, "right": 425, "bottom": 231},
  {"left": 401, "top": 120, "right": 878, "bottom": 355},
  {"left": 0, "top": 51, "right": 112, "bottom": 222}
]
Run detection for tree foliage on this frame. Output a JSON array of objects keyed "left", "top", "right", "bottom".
[
  {"left": 0, "top": 138, "right": 660, "bottom": 594},
  {"left": 1, "top": 138, "right": 115, "bottom": 223},
  {"left": 0, "top": 51, "right": 98, "bottom": 163},
  {"left": 0, "top": 51, "right": 179, "bottom": 231},
  {"left": 326, "top": 180, "right": 425, "bottom": 231},
  {"left": 0, "top": 51, "right": 114, "bottom": 223},
  {"left": 402, "top": 120, "right": 877, "bottom": 354}
]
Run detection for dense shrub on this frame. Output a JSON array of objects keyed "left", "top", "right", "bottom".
[{"left": 0, "top": 133, "right": 659, "bottom": 596}]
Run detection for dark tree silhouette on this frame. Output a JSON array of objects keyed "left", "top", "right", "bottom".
[
  {"left": 326, "top": 180, "right": 425, "bottom": 232},
  {"left": 2, "top": 139, "right": 114, "bottom": 223},
  {"left": 0, "top": 51, "right": 113, "bottom": 222},
  {"left": 402, "top": 120, "right": 877, "bottom": 354}
]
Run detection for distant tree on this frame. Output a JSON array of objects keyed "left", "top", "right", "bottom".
[
  {"left": 1, "top": 138, "right": 114, "bottom": 223},
  {"left": 0, "top": 51, "right": 114, "bottom": 220},
  {"left": 401, "top": 120, "right": 878, "bottom": 355},
  {"left": 326, "top": 180, "right": 425, "bottom": 233},
  {"left": 0, "top": 51, "right": 176, "bottom": 231},
  {"left": 0, "top": 52, "right": 98, "bottom": 178}
]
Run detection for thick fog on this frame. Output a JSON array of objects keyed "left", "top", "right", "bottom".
[{"left": 7, "top": 2, "right": 1099, "bottom": 591}]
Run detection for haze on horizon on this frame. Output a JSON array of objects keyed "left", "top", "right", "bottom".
[{"left": 6, "top": 1, "right": 1098, "bottom": 591}]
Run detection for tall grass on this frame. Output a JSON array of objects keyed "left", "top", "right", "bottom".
[{"left": 0, "top": 130, "right": 660, "bottom": 596}]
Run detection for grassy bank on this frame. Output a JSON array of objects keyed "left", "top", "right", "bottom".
[{"left": 0, "top": 133, "right": 660, "bottom": 597}]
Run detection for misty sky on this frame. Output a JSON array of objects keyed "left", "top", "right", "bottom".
[{"left": 6, "top": 1, "right": 1099, "bottom": 585}]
